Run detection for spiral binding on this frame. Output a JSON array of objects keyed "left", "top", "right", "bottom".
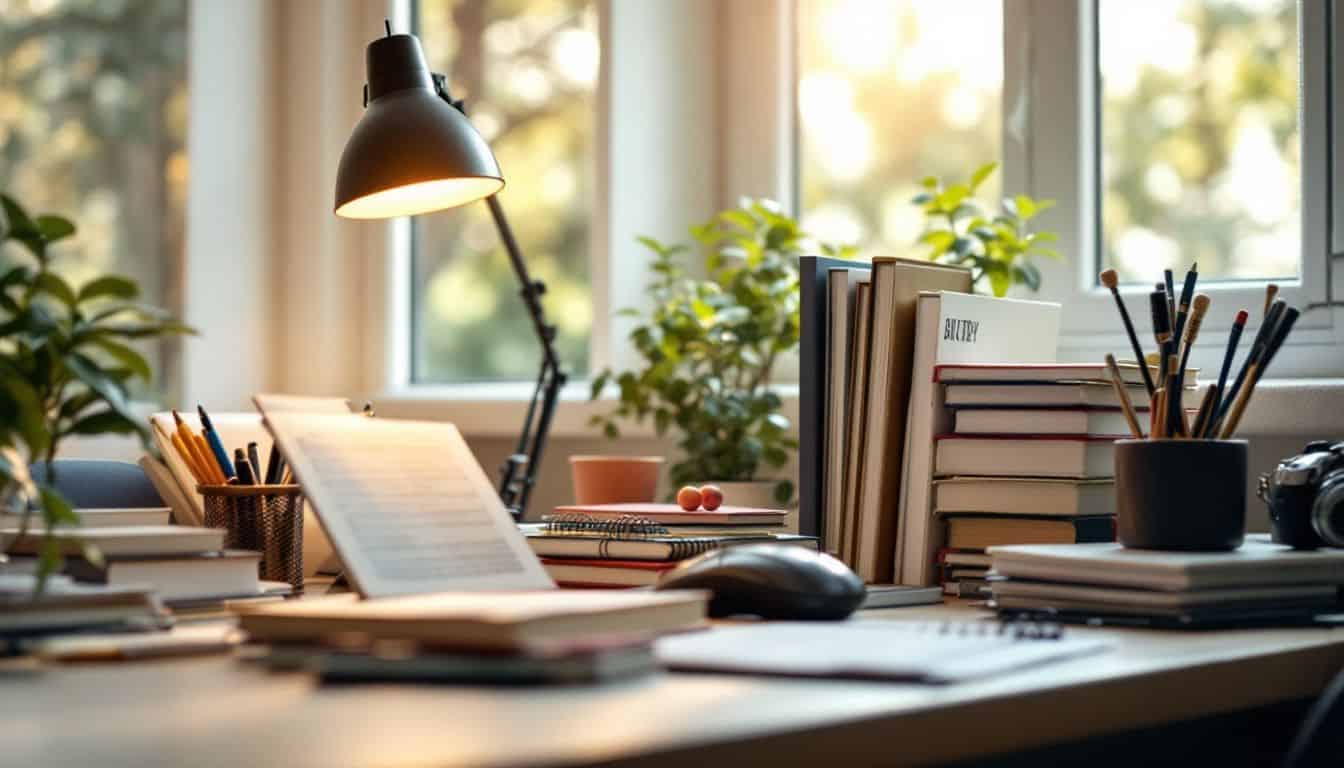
[
  {"left": 540, "top": 513, "right": 728, "bottom": 560},
  {"left": 934, "top": 620, "right": 1064, "bottom": 640}
]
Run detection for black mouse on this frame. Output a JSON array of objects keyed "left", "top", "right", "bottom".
[{"left": 655, "top": 543, "right": 866, "bottom": 620}]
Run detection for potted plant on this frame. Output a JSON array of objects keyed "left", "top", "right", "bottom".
[
  {"left": 589, "top": 199, "right": 853, "bottom": 510},
  {"left": 0, "top": 193, "right": 192, "bottom": 589},
  {"left": 913, "top": 162, "right": 1060, "bottom": 296}
]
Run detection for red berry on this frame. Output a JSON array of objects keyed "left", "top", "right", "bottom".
[
  {"left": 676, "top": 486, "right": 702, "bottom": 511},
  {"left": 699, "top": 484, "right": 724, "bottom": 511}
]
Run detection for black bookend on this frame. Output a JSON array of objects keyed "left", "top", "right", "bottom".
[{"left": 798, "top": 255, "right": 864, "bottom": 543}]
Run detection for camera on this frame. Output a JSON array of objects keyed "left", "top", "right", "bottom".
[{"left": 1260, "top": 441, "right": 1344, "bottom": 548}]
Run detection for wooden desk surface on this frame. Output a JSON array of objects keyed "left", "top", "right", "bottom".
[{"left": 4, "top": 602, "right": 1344, "bottom": 768}]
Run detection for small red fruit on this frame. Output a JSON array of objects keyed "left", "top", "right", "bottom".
[
  {"left": 676, "top": 485, "right": 702, "bottom": 511},
  {"left": 699, "top": 484, "right": 724, "bottom": 511}
]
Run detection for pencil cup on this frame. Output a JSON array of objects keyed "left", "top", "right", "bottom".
[
  {"left": 200, "top": 484, "right": 305, "bottom": 592},
  {"left": 1115, "top": 439, "right": 1247, "bottom": 551}
]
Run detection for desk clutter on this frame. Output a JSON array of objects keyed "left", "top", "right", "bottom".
[
  {"left": 525, "top": 504, "right": 813, "bottom": 588},
  {"left": 987, "top": 536, "right": 1344, "bottom": 628}
]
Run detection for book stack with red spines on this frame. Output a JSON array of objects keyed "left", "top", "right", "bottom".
[
  {"left": 931, "top": 363, "right": 1196, "bottom": 598},
  {"left": 528, "top": 503, "right": 811, "bottom": 588}
]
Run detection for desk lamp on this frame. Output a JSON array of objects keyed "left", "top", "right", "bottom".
[{"left": 335, "top": 22, "right": 564, "bottom": 519}]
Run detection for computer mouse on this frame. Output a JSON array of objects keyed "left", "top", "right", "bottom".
[{"left": 655, "top": 544, "right": 866, "bottom": 620}]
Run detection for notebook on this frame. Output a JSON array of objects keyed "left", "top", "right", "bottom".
[
  {"left": 655, "top": 621, "right": 1107, "bottom": 684},
  {"left": 236, "top": 590, "right": 709, "bottom": 650},
  {"left": 549, "top": 504, "right": 787, "bottom": 526},
  {"left": 522, "top": 515, "right": 775, "bottom": 561},
  {"left": 988, "top": 539, "right": 1344, "bottom": 591},
  {"left": 541, "top": 559, "right": 678, "bottom": 588}
]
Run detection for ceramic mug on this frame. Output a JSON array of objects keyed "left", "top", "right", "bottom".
[
  {"left": 569, "top": 456, "right": 664, "bottom": 505},
  {"left": 1115, "top": 438, "right": 1247, "bottom": 551}
]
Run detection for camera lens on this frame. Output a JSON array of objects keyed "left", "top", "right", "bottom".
[{"left": 1311, "top": 474, "right": 1344, "bottom": 547}]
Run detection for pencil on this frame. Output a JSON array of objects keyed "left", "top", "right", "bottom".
[
  {"left": 170, "top": 432, "right": 205, "bottom": 484},
  {"left": 1264, "top": 284, "right": 1279, "bottom": 317},
  {"left": 1105, "top": 354, "right": 1144, "bottom": 438},
  {"left": 1100, "top": 269, "right": 1156, "bottom": 396},
  {"left": 1170, "top": 293, "right": 1210, "bottom": 431},
  {"left": 1191, "top": 386, "right": 1218, "bottom": 439},
  {"left": 193, "top": 433, "right": 225, "bottom": 485},
  {"left": 1164, "top": 269, "right": 1176, "bottom": 330},
  {"left": 1153, "top": 388, "right": 1167, "bottom": 438},
  {"left": 172, "top": 410, "right": 220, "bottom": 485},
  {"left": 1164, "top": 351, "right": 1181, "bottom": 437},
  {"left": 1220, "top": 307, "right": 1300, "bottom": 438}
]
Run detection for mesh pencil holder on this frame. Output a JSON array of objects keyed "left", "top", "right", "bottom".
[{"left": 200, "top": 484, "right": 305, "bottom": 593}]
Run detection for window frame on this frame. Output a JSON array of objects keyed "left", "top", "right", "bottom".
[{"left": 1002, "top": 0, "right": 1343, "bottom": 377}]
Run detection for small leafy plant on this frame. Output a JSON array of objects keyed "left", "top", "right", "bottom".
[
  {"left": 589, "top": 199, "right": 854, "bottom": 505},
  {"left": 0, "top": 193, "right": 192, "bottom": 589},
  {"left": 913, "top": 162, "right": 1060, "bottom": 297}
]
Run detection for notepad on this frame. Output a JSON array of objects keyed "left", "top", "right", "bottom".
[{"left": 656, "top": 621, "right": 1107, "bottom": 684}]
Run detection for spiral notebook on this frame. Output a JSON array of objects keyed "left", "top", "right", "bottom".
[
  {"left": 656, "top": 620, "right": 1107, "bottom": 684},
  {"left": 522, "top": 514, "right": 779, "bottom": 561}
]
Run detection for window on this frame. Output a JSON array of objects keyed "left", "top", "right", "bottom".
[
  {"left": 1098, "top": 0, "right": 1300, "bottom": 283},
  {"left": 0, "top": 0, "right": 189, "bottom": 398},
  {"left": 412, "top": 0, "right": 598, "bottom": 383},
  {"left": 797, "top": 0, "right": 1003, "bottom": 254}
]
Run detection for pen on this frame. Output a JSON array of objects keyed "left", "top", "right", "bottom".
[
  {"left": 1104, "top": 354, "right": 1144, "bottom": 438},
  {"left": 264, "top": 444, "right": 282, "bottom": 485},
  {"left": 1197, "top": 309, "right": 1247, "bottom": 437},
  {"left": 197, "top": 405, "right": 236, "bottom": 480},
  {"left": 1172, "top": 263, "right": 1198, "bottom": 345},
  {"left": 235, "top": 449, "right": 258, "bottom": 485},
  {"left": 1163, "top": 269, "right": 1176, "bottom": 332},
  {"left": 1150, "top": 286, "right": 1172, "bottom": 388},
  {"left": 247, "top": 442, "right": 262, "bottom": 485},
  {"left": 1100, "top": 270, "right": 1155, "bottom": 396}
]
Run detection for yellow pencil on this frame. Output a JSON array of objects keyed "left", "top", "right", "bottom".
[
  {"left": 170, "top": 432, "right": 206, "bottom": 484},
  {"left": 193, "top": 433, "right": 225, "bottom": 485}
]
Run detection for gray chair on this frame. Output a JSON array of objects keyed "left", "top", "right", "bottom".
[{"left": 29, "top": 460, "right": 164, "bottom": 509}]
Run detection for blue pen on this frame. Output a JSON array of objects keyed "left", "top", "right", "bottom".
[{"left": 197, "top": 404, "right": 236, "bottom": 479}]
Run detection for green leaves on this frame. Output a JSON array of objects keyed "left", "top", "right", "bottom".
[
  {"left": 589, "top": 198, "right": 824, "bottom": 488},
  {"left": 0, "top": 192, "right": 188, "bottom": 594},
  {"left": 911, "top": 163, "right": 1062, "bottom": 297}
]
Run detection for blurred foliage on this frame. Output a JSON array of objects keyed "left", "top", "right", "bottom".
[
  {"left": 0, "top": 193, "right": 192, "bottom": 590},
  {"left": 589, "top": 199, "right": 856, "bottom": 504},
  {"left": 414, "top": 0, "right": 595, "bottom": 382},
  {"left": 913, "top": 162, "right": 1059, "bottom": 297},
  {"left": 1100, "top": 0, "right": 1297, "bottom": 281},
  {"left": 798, "top": 0, "right": 1002, "bottom": 256},
  {"left": 0, "top": 0, "right": 189, "bottom": 402}
]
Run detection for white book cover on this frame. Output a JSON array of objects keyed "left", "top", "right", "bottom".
[{"left": 896, "top": 291, "right": 1061, "bottom": 586}]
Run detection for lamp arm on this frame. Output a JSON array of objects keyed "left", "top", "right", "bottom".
[{"left": 431, "top": 74, "right": 566, "bottom": 518}]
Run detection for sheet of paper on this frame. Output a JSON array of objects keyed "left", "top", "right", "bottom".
[{"left": 261, "top": 412, "right": 552, "bottom": 597}]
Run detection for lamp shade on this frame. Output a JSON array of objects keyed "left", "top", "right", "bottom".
[{"left": 334, "top": 33, "right": 504, "bottom": 219}]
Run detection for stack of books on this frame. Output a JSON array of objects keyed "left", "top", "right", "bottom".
[
  {"left": 239, "top": 590, "right": 709, "bottom": 685},
  {"left": 0, "top": 573, "right": 170, "bottom": 643},
  {"left": 987, "top": 537, "right": 1344, "bottom": 626},
  {"left": 929, "top": 363, "right": 1178, "bottom": 597},
  {"left": 1, "top": 519, "right": 289, "bottom": 611},
  {"left": 523, "top": 503, "right": 808, "bottom": 587}
]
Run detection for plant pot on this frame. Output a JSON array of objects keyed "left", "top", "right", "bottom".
[
  {"left": 703, "top": 480, "right": 796, "bottom": 532},
  {"left": 570, "top": 456, "right": 664, "bottom": 505}
]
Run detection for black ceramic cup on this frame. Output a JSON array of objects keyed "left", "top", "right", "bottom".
[{"left": 1115, "top": 439, "right": 1248, "bottom": 551}]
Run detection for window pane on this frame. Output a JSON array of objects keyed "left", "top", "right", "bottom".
[
  {"left": 1099, "top": 0, "right": 1299, "bottom": 282},
  {"left": 413, "top": 0, "right": 596, "bottom": 383},
  {"left": 0, "top": 0, "right": 189, "bottom": 399},
  {"left": 798, "top": 0, "right": 1002, "bottom": 253}
]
